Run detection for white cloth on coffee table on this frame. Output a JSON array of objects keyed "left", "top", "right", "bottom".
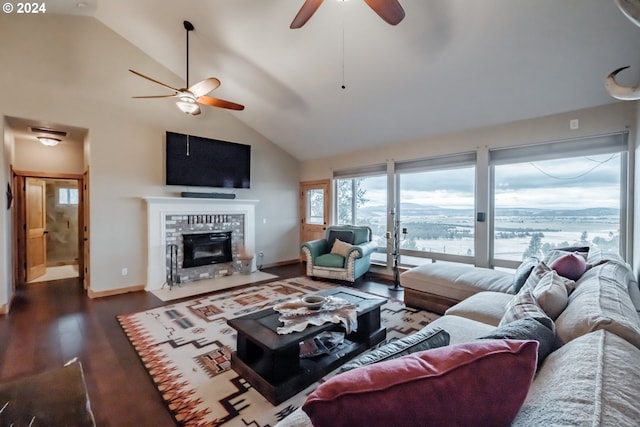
[{"left": 274, "top": 296, "right": 357, "bottom": 335}]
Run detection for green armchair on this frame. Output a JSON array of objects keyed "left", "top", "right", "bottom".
[{"left": 301, "top": 225, "right": 377, "bottom": 282}]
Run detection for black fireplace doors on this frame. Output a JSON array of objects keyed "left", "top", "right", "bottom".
[{"left": 182, "top": 231, "right": 233, "bottom": 268}]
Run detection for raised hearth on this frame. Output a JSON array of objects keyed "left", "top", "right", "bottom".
[{"left": 143, "top": 197, "right": 258, "bottom": 291}]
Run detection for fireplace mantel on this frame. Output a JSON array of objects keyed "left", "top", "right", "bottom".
[{"left": 143, "top": 196, "right": 259, "bottom": 290}]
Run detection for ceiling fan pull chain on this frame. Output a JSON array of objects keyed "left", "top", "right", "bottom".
[{"left": 341, "top": 6, "right": 346, "bottom": 90}]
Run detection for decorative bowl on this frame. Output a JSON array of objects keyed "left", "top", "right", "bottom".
[{"left": 302, "top": 295, "right": 327, "bottom": 310}]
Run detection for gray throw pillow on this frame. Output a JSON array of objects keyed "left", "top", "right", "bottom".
[
  {"left": 512, "top": 257, "right": 539, "bottom": 293},
  {"left": 477, "top": 317, "right": 555, "bottom": 369},
  {"left": 341, "top": 327, "right": 450, "bottom": 372}
]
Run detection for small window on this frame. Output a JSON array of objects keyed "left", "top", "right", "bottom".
[
  {"left": 58, "top": 188, "right": 79, "bottom": 205},
  {"left": 306, "top": 189, "right": 325, "bottom": 225}
]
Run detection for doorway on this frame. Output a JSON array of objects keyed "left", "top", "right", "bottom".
[
  {"left": 299, "top": 180, "right": 331, "bottom": 250},
  {"left": 14, "top": 173, "right": 86, "bottom": 286}
]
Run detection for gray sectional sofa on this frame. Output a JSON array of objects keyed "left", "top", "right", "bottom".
[{"left": 276, "top": 249, "right": 640, "bottom": 426}]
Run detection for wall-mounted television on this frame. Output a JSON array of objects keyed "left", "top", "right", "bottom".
[{"left": 165, "top": 131, "right": 251, "bottom": 189}]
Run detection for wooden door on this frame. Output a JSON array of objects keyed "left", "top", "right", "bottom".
[
  {"left": 300, "top": 180, "right": 331, "bottom": 247},
  {"left": 26, "top": 178, "right": 46, "bottom": 282}
]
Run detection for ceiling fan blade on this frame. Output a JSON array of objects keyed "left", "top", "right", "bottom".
[
  {"left": 129, "top": 69, "right": 180, "bottom": 93},
  {"left": 132, "top": 95, "right": 175, "bottom": 99},
  {"left": 197, "top": 95, "right": 245, "bottom": 111},
  {"left": 364, "top": 0, "right": 405, "bottom": 25},
  {"left": 291, "top": 0, "right": 324, "bottom": 29},
  {"left": 189, "top": 77, "right": 221, "bottom": 98}
]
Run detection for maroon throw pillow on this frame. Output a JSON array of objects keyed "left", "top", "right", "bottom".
[
  {"left": 302, "top": 340, "right": 538, "bottom": 427},
  {"left": 549, "top": 252, "right": 587, "bottom": 281}
]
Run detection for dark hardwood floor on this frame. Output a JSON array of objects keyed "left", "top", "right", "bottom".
[{"left": 0, "top": 263, "right": 401, "bottom": 426}]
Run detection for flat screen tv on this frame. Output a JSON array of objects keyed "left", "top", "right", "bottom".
[{"left": 165, "top": 131, "right": 251, "bottom": 189}]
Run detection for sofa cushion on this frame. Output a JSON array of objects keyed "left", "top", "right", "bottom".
[
  {"left": 512, "top": 330, "right": 640, "bottom": 426},
  {"left": 521, "top": 261, "right": 551, "bottom": 290},
  {"left": 423, "top": 315, "right": 495, "bottom": 345},
  {"left": 512, "top": 257, "right": 539, "bottom": 293},
  {"left": 445, "top": 291, "right": 513, "bottom": 326},
  {"left": 555, "top": 260, "right": 640, "bottom": 349},
  {"left": 500, "top": 287, "right": 554, "bottom": 331},
  {"left": 302, "top": 340, "right": 538, "bottom": 427},
  {"left": 330, "top": 239, "right": 352, "bottom": 257},
  {"left": 549, "top": 251, "right": 588, "bottom": 281},
  {"left": 313, "top": 253, "right": 345, "bottom": 268},
  {"left": 531, "top": 270, "right": 574, "bottom": 319},
  {"left": 400, "top": 263, "right": 514, "bottom": 303},
  {"left": 477, "top": 317, "right": 555, "bottom": 368},
  {"left": 341, "top": 327, "right": 450, "bottom": 372}
]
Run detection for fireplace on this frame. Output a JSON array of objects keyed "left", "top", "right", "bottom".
[
  {"left": 182, "top": 232, "right": 233, "bottom": 268},
  {"left": 143, "top": 197, "right": 258, "bottom": 290}
]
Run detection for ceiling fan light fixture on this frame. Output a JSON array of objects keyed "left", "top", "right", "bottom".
[
  {"left": 176, "top": 100, "right": 199, "bottom": 114},
  {"left": 37, "top": 136, "right": 61, "bottom": 146}
]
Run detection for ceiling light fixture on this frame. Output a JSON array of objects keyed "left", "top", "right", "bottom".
[
  {"left": 176, "top": 100, "right": 199, "bottom": 114},
  {"left": 37, "top": 136, "right": 61, "bottom": 146}
]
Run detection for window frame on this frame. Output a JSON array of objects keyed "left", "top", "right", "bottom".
[
  {"left": 333, "top": 164, "right": 388, "bottom": 266},
  {"left": 488, "top": 132, "right": 629, "bottom": 268},
  {"left": 395, "top": 152, "right": 477, "bottom": 266}
]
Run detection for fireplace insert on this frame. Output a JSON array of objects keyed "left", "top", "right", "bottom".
[{"left": 182, "top": 231, "right": 233, "bottom": 268}]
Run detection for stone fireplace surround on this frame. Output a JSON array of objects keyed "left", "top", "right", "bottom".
[{"left": 143, "top": 197, "right": 258, "bottom": 291}]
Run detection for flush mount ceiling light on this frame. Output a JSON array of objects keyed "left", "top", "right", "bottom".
[
  {"left": 176, "top": 91, "right": 200, "bottom": 114},
  {"left": 37, "top": 136, "right": 61, "bottom": 146},
  {"left": 30, "top": 126, "right": 67, "bottom": 147}
]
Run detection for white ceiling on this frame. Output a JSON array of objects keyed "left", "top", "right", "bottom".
[{"left": 61, "top": 0, "right": 640, "bottom": 160}]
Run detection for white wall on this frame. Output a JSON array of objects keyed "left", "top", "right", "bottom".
[
  {"left": 301, "top": 102, "right": 636, "bottom": 180},
  {"left": 14, "top": 137, "right": 84, "bottom": 174},
  {"left": 0, "top": 14, "right": 300, "bottom": 300}
]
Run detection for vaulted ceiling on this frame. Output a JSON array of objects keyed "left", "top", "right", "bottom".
[{"left": 58, "top": 0, "right": 640, "bottom": 160}]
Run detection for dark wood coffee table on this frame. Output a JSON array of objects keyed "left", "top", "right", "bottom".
[{"left": 227, "top": 287, "right": 387, "bottom": 404}]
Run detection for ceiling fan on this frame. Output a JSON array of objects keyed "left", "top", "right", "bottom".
[
  {"left": 290, "top": 0, "right": 405, "bottom": 29},
  {"left": 129, "top": 20, "right": 244, "bottom": 115}
]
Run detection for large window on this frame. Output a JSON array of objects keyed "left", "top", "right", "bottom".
[
  {"left": 334, "top": 171, "right": 387, "bottom": 264},
  {"left": 328, "top": 132, "right": 629, "bottom": 272},
  {"left": 491, "top": 133, "right": 627, "bottom": 263},
  {"left": 394, "top": 151, "right": 476, "bottom": 268}
]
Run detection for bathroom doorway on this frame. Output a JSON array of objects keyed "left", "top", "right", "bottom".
[{"left": 14, "top": 173, "right": 85, "bottom": 285}]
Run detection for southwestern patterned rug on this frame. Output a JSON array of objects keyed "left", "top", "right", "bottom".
[{"left": 118, "top": 277, "right": 440, "bottom": 426}]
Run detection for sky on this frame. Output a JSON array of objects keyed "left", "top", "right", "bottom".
[{"left": 354, "top": 153, "right": 621, "bottom": 210}]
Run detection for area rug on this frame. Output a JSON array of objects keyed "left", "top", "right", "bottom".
[
  {"left": 118, "top": 277, "right": 440, "bottom": 426},
  {"left": 151, "top": 271, "right": 278, "bottom": 302}
]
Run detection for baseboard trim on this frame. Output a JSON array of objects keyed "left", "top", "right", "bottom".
[
  {"left": 260, "top": 259, "right": 300, "bottom": 269},
  {"left": 88, "top": 284, "right": 146, "bottom": 299},
  {"left": 0, "top": 291, "right": 17, "bottom": 314}
]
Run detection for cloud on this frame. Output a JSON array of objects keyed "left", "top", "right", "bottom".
[{"left": 341, "top": 153, "right": 621, "bottom": 210}]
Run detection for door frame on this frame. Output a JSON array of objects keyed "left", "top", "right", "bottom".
[
  {"left": 299, "top": 179, "right": 331, "bottom": 251},
  {"left": 12, "top": 168, "right": 88, "bottom": 288}
]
